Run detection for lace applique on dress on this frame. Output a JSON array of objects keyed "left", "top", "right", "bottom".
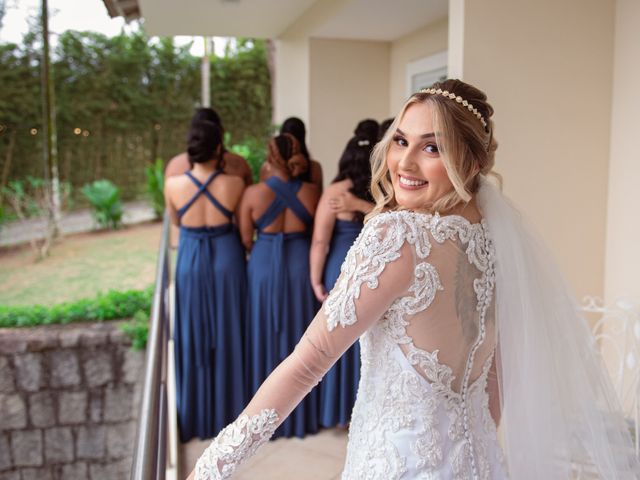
[
  {"left": 324, "top": 214, "right": 408, "bottom": 331},
  {"left": 194, "top": 409, "right": 279, "bottom": 480}
]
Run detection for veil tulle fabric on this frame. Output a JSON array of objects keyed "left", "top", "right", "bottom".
[{"left": 477, "top": 176, "right": 639, "bottom": 479}]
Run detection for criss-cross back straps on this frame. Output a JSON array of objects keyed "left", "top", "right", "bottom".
[
  {"left": 254, "top": 176, "right": 313, "bottom": 231},
  {"left": 176, "top": 170, "right": 233, "bottom": 219}
]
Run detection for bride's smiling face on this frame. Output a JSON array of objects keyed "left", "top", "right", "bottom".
[{"left": 387, "top": 102, "right": 454, "bottom": 210}]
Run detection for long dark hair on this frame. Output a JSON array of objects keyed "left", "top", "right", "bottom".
[
  {"left": 190, "top": 107, "right": 221, "bottom": 127},
  {"left": 280, "top": 117, "right": 312, "bottom": 182},
  {"left": 354, "top": 119, "right": 379, "bottom": 145},
  {"left": 333, "top": 135, "right": 374, "bottom": 221},
  {"left": 188, "top": 107, "right": 229, "bottom": 155},
  {"left": 187, "top": 121, "right": 223, "bottom": 168}
]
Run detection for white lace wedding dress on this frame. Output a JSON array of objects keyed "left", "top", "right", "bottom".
[{"left": 195, "top": 209, "right": 508, "bottom": 480}]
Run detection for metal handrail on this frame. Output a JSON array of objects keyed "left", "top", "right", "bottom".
[{"left": 131, "top": 213, "right": 172, "bottom": 480}]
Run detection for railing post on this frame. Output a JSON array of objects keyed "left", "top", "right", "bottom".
[{"left": 131, "top": 213, "right": 172, "bottom": 479}]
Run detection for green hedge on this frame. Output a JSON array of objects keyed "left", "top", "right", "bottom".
[
  {"left": 120, "top": 309, "right": 150, "bottom": 350},
  {"left": 1, "top": 32, "right": 272, "bottom": 206},
  {"left": 0, "top": 287, "right": 153, "bottom": 328}
]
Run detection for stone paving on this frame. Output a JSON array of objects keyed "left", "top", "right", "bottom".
[{"left": 180, "top": 427, "right": 349, "bottom": 480}]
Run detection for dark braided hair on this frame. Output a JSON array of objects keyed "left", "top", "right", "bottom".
[{"left": 280, "top": 117, "right": 313, "bottom": 182}]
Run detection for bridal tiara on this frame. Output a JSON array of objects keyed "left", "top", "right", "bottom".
[{"left": 419, "top": 88, "right": 488, "bottom": 130}]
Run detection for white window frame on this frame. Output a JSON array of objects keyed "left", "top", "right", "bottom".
[{"left": 406, "top": 50, "right": 448, "bottom": 96}]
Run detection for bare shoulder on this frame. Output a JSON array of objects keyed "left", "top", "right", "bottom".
[
  {"left": 222, "top": 173, "right": 245, "bottom": 189},
  {"left": 224, "top": 151, "right": 246, "bottom": 162},
  {"left": 243, "top": 182, "right": 269, "bottom": 201},
  {"left": 165, "top": 153, "right": 189, "bottom": 178},
  {"left": 224, "top": 151, "right": 250, "bottom": 169},
  {"left": 223, "top": 151, "right": 252, "bottom": 180},
  {"left": 212, "top": 171, "right": 240, "bottom": 192},
  {"left": 165, "top": 173, "right": 185, "bottom": 191}
]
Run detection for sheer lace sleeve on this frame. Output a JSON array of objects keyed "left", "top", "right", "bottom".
[{"left": 193, "top": 212, "right": 416, "bottom": 479}]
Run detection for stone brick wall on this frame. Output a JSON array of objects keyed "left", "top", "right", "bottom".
[{"left": 0, "top": 322, "right": 145, "bottom": 480}]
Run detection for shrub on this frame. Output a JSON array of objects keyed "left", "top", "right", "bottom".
[
  {"left": 120, "top": 309, "right": 149, "bottom": 350},
  {"left": 2, "top": 177, "right": 73, "bottom": 220},
  {"left": 1, "top": 177, "right": 73, "bottom": 258},
  {"left": 227, "top": 134, "right": 267, "bottom": 183},
  {"left": 0, "top": 286, "right": 153, "bottom": 328},
  {"left": 3, "top": 178, "right": 39, "bottom": 218},
  {"left": 145, "top": 158, "right": 165, "bottom": 219},
  {"left": 82, "top": 179, "right": 123, "bottom": 229}
]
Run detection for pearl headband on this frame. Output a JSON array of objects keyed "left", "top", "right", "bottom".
[{"left": 420, "top": 87, "right": 488, "bottom": 130}]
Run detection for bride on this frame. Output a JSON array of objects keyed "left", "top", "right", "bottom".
[{"left": 189, "top": 79, "right": 638, "bottom": 479}]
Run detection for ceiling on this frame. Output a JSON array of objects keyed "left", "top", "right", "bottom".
[
  {"left": 137, "top": 0, "right": 318, "bottom": 37},
  {"left": 313, "top": 0, "right": 448, "bottom": 41},
  {"left": 104, "top": 0, "right": 448, "bottom": 41},
  {"left": 103, "top": 0, "right": 141, "bottom": 22}
]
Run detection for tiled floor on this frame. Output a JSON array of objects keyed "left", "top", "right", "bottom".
[{"left": 180, "top": 428, "right": 349, "bottom": 479}]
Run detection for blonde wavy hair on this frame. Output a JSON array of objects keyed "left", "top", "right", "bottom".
[{"left": 368, "top": 79, "right": 499, "bottom": 220}]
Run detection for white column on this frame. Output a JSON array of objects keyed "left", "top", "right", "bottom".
[
  {"left": 201, "top": 37, "right": 211, "bottom": 107},
  {"left": 604, "top": 0, "right": 640, "bottom": 304}
]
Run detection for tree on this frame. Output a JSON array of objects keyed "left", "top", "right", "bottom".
[
  {"left": 41, "top": 0, "right": 62, "bottom": 238},
  {"left": 0, "top": 27, "right": 272, "bottom": 211}
]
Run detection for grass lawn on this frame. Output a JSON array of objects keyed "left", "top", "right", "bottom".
[{"left": 0, "top": 221, "right": 162, "bottom": 306}]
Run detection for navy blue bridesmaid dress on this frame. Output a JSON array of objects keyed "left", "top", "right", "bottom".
[
  {"left": 318, "top": 218, "right": 363, "bottom": 427},
  {"left": 174, "top": 170, "right": 246, "bottom": 442},
  {"left": 246, "top": 176, "right": 320, "bottom": 438}
]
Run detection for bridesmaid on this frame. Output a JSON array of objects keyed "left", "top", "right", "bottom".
[
  {"left": 310, "top": 133, "right": 375, "bottom": 428},
  {"left": 165, "top": 108, "right": 252, "bottom": 249},
  {"left": 239, "top": 134, "right": 321, "bottom": 438},
  {"left": 281, "top": 117, "right": 324, "bottom": 191},
  {"left": 164, "top": 121, "right": 247, "bottom": 442},
  {"left": 259, "top": 117, "right": 324, "bottom": 191}
]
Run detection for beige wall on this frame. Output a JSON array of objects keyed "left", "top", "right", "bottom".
[
  {"left": 450, "top": 0, "right": 615, "bottom": 299},
  {"left": 604, "top": 0, "right": 640, "bottom": 303},
  {"left": 308, "top": 38, "right": 390, "bottom": 182},
  {"left": 273, "top": 0, "right": 354, "bottom": 126},
  {"left": 389, "top": 18, "right": 448, "bottom": 115}
]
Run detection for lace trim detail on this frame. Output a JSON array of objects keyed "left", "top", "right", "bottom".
[
  {"left": 324, "top": 213, "right": 407, "bottom": 331},
  {"left": 194, "top": 409, "right": 279, "bottom": 480}
]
